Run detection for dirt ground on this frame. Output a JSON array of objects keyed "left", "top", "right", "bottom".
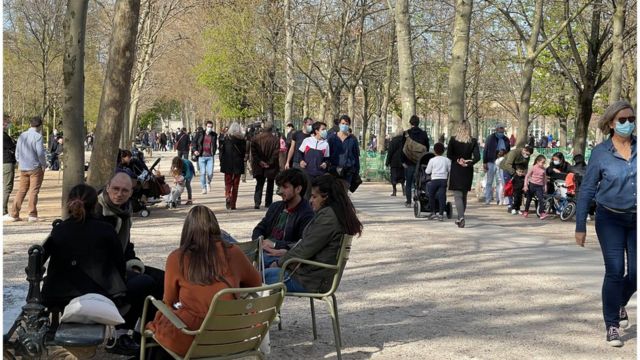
[{"left": 3, "top": 151, "right": 636, "bottom": 359}]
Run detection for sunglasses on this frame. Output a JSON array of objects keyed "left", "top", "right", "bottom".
[{"left": 617, "top": 116, "right": 636, "bottom": 124}]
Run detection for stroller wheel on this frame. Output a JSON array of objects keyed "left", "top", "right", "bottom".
[
  {"left": 140, "top": 209, "right": 150, "bottom": 218},
  {"left": 446, "top": 202, "right": 453, "bottom": 219},
  {"left": 413, "top": 201, "right": 422, "bottom": 218}
]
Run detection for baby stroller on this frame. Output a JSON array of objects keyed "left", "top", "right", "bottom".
[
  {"left": 413, "top": 153, "right": 453, "bottom": 219},
  {"left": 127, "top": 157, "right": 170, "bottom": 217}
]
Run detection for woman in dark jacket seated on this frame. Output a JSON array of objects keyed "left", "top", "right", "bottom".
[
  {"left": 264, "top": 174, "right": 362, "bottom": 293},
  {"left": 545, "top": 151, "right": 570, "bottom": 194},
  {"left": 42, "top": 184, "right": 127, "bottom": 310}
]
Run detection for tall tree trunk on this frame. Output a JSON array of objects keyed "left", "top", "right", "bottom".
[
  {"left": 61, "top": 0, "right": 89, "bottom": 217},
  {"left": 515, "top": 56, "right": 535, "bottom": 148},
  {"left": 447, "top": 0, "right": 473, "bottom": 130},
  {"left": 284, "top": 0, "right": 294, "bottom": 125},
  {"left": 394, "top": 0, "right": 415, "bottom": 129},
  {"left": 625, "top": 45, "right": 636, "bottom": 108},
  {"left": 87, "top": 0, "right": 141, "bottom": 188},
  {"left": 558, "top": 94, "right": 568, "bottom": 147},
  {"left": 347, "top": 87, "right": 356, "bottom": 123},
  {"left": 609, "top": 0, "right": 625, "bottom": 103},
  {"left": 378, "top": 26, "right": 395, "bottom": 153},
  {"left": 361, "top": 85, "right": 369, "bottom": 150}
]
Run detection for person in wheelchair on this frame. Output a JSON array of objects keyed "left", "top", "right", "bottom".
[{"left": 42, "top": 184, "right": 127, "bottom": 310}]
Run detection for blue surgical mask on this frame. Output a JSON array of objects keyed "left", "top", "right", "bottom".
[
  {"left": 320, "top": 130, "right": 328, "bottom": 139},
  {"left": 306, "top": 125, "right": 313, "bottom": 133},
  {"left": 339, "top": 124, "right": 349, "bottom": 133},
  {"left": 497, "top": 132, "right": 505, "bottom": 138},
  {"left": 615, "top": 121, "right": 635, "bottom": 137}
]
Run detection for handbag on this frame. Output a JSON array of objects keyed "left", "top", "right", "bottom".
[
  {"left": 349, "top": 172, "right": 363, "bottom": 193},
  {"left": 503, "top": 178, "right": 513, "bottom": 197}
]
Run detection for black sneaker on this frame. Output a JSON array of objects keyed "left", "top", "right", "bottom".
[
  {"left": 620, "top": 307, "right": 630, "bottom": 329},
  {"left": 606, "top": 326, "right": 623, "bottom": 347},
  {"left": 456, "top": 218, "right": 465, "bottom": 228},
  {"left": 105, "top": 333, "right": 140, "bottom": 356}
]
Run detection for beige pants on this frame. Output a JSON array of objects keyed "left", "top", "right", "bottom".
[{"left": 10, "top": 167, "right": 44, "bottom": 218}]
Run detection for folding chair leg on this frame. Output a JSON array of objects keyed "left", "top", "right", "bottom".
[
  {"left": 310, "top": 298, "right": 318, "bottom": 340},
  {"left": 331, "top": 294, "right": 342, "bottom": 348},
  {"left": 324, "top": 296, "right": 342, "bottom": 360},
  {"left": 278, "top": 310, "right": 282, "bottom": 331}
]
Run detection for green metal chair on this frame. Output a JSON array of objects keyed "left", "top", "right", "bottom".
[
  {"left": 139, "top": 282, "right": 285, "bottom": 360},
  {"left": 277, "top": 234, "right": 354, "bottom": 360},
  {"left": 235, "top": 239, "right": 262, "bottom": 270}
]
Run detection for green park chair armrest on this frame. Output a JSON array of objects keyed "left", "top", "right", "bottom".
[
  {"left": 279, "top": 257, "right": 338, "bottom": 280},
  {"left": 141, "top": 296, "right": 189, "bottom": 333}
]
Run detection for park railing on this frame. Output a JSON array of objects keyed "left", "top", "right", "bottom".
[{"left": 358, "top": 146, "right": 592, "bottom": 185}]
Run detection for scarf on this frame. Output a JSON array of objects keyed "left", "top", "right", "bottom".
[{"left": 97, "top": 192, "right": 132, "bottom": 252}]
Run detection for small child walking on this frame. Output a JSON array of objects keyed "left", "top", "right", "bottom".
[
  {"left": 426, "top": 143, "right": 451, "bottom": 221},
  {"left": 510, "top": 165, "right": 527, "bottom": 214},
  {"left": 523, "top": 154, "right": 548, "bottom": 219}
]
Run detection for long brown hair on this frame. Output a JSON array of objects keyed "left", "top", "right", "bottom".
[
  {"left": 178, "top": 205, "right": 230, "bottom": 285},
  {"left": 171, "top": 156, "right": 184, "bottom": 176},
  {"left": 311, "top": 175, "right": 363, "bottom": 236}
]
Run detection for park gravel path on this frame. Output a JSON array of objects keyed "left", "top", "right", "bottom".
[{"left": 3, "top": 151, "right": 635, "bottom": 359}]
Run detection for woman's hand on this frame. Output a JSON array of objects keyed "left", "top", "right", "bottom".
[
  {"left": 300, "top": 160, "right": 307, "bottom": 168},
  {"left": 457, "top": 158, "right": 468, "bottom": 167},
  {"left": 320, "top": 162, "right": 327, "bottom": 169},
  {"left": 269, "top": 261, "right": 280, "bottom": 268},
  {"left": 553, "top": 168, "right": 561, "bottom": 173},
  {"left": 575, "top": 232, "right": 586, "bottom": 247},
  {"left": 266, "top": 248, "right": 287, "bottom": 256}
]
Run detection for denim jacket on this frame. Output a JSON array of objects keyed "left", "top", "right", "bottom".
[{"left": 575, "top": 136, "right": 637, "bottom": 232}]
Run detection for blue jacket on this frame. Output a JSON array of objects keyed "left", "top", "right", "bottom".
[
  {"left": 575, "top": 136, "right": 637, "bottom": 232},
  {"left": 483, "top": 132, "right": 510, "bottom": 164},
  {"left": 327, "top": 133, "right": 360, "bottom": 173}
]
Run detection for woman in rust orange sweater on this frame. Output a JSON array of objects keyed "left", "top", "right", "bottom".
[{"left": 146, "top": 205, "right": 261, "bottom": 358}]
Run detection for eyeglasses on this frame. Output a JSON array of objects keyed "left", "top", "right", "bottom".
[{"left": 617, "top": 116, "right": 636, "bottom": 124}]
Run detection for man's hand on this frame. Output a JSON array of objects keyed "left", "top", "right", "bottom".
[
  {"left": 259, "top": 161, "right": 269, "bottom": 168},
  {"left": 261, "top": 238, "right": 276, "bottom": 249},
  {"left": 265, "top": 248, "right": 287, "bottom": 257},
  {"left": 269, "top": 261, "right": 279, "bottom": 268},
  {"left": 300, "top": 160, "right": 307, "bottom": 169},
  {"left": 193, "top": 150, "right": 199, "bottom": 156},
  {"left": 575, "top": 232, "right": 586, "bottom": 247},
  {"left": 320, "top": 162, "right": 327, "bottom": 169}
]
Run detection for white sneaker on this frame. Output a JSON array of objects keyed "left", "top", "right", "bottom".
[
  {"left": 201, "top": 188, "right": 207, "bottom": 195},
  {"left": 27, "top": 216, "right": 39, "bottom": 222},
  {"left": 3, "top": 214, "right": 19, "bottom": 222},
  {"left": 511, "top": 209, "right": 517, "bottom": 215},
  {"left": 206, "top": 183, "right": 211, "bottom": 192}
]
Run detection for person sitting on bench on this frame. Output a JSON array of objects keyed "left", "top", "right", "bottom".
[
  {"left": 96, "top": 172, "right": 165, "bottom": 355},
  {"left": 41, "top": 183, "right": 128, "bottom": 312}
]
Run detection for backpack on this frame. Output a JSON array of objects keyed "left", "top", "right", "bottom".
[{"left": 402, "top": 132, "right": 427, "bottom": 163}]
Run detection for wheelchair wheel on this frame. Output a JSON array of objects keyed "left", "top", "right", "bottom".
[
  {"left": 140, "top": 209, "right": 150, "bottom": 218},
  {"left": 445, "top": 202, "right": 453, "bottom": 219},
  {"left": 560, "top": 202, "right": 576, "bottom": 221}
]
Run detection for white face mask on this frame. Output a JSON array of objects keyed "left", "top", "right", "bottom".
[
  {"left": 553, "top": 160, "right": 560, "bottom": 166},
  {"left": 206, "top": 127, "right": 213, "bottom": 133}
]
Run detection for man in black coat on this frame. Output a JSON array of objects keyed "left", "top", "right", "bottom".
[
  {"left": 175, "top": 127, "right": 190, "bottom": 159},
  {"left": 482, "top": 123, "right": 510, "bottom": 205},
  {"left": 401, "top": 115, "right": 429, "bottom": 207},
  {"left": 3, "top": 115, "right": 16, "bottom": 215},
  {"left": 96, "top": 172, "right": 164, "bottom": 355},
  {"left": 385, "top": 129, "right": 405, "bottom": 196}
]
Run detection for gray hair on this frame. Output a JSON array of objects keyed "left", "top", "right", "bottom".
[
  {"left": 599, "top": 100, "right": 634, "bottom": 135},
  {"left": 227, "top": 122, "right": 243, "bottom": 138}
]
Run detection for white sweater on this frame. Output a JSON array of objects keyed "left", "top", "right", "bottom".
[{"left": 425, "top": 155, "right": 451, "bottom": 180}]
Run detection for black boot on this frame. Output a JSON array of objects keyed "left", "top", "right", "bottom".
[
  {"left": 401, "top": 183, "right": 406, "bottom": 196},
  {"left": 390, "top": 185, "right": 397, "bottom": 197}
]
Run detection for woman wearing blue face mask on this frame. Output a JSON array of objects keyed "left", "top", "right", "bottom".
[{"left": 575, "top": 100, "right": 637, "bottom": 347}]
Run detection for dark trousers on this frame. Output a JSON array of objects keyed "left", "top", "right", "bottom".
[
  {"left": 511, "top": 175, "right": 525, "bottom": 210},
  {"left": 224, "top": 173, "right": 241, "bottom": 208},
  {"left": 177, "top": 150, "right": 189, "bottom": 160},
  {"left": 404, "top": 165, "right": 416, "bottom": 204},
  {"left": 427, "top": 179, "right": 447, "bottom": 215},
  {"left": 124, "top": 266, "right": 164, "bottom": 330},
  {"left": 254, "top": 175, "right": 274, "bottom": 207},
  {"left": 3, "top": 163, "right": 15, "bottom": 215},
  {"left": 595, "top": 205, "right": 637, "bottom": 329},
  {"left": 524, "top": 183, "right": 544, "bottom": 213}
]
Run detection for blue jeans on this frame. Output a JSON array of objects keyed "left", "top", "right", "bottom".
[
  {"left": 427, "top": 179, "right": 447, "bottom": 215},
  {"left": 404, "top": 165, "right": 416, "bottom": 204},
  {"left": 264, "top": 268, "right": 308, "bottom": 292},
  {"left": 198, "top": 156, "right": 214, "bottom": 188},
  {"left": 484, "top": 162, "right": 497, "bottom": 204},
  {"left": 595, "top": 205, "right": 637, "bottom": 329}
]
